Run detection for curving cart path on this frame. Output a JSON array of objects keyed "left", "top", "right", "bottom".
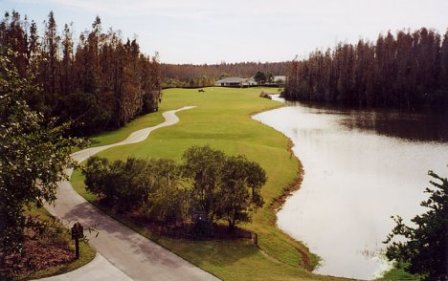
[{"left": 40, "top": 106, "right": 219, "bottom": 281}]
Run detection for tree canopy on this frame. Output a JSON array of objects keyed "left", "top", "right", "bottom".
[
  {"left": 161, "top": 62, "right": 287, "bottom": 88},
  {"left": 0, "top": 55, "right": 80, "bottom": 279},
  {"left": 384, "top": 170, "right": 448, "bottom": 281},
  {"left": 0, "top": 10, "right": 161, "bottom": 135},
  {"left": 285, "top": 28, "right": 448, "bottom": 109},
  {"left": 254, "top": 71, "right": 267, "bottom": 84},
  {"left": 83, "top": 146, "right": 267, "bottom": 234}
]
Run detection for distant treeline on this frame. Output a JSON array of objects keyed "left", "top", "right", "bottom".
[
  {"left": 161, "top": 62, "right": 288, "bottom": 88},
  {"left": 0, "top": 11, "right": 160, "bottom": 135},
  {"left": 285, "top": 28, "right": 448, "bottom": 109}
]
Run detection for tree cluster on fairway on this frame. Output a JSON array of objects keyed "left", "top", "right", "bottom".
[
  {"left": 285, "top": 27, "right": 448, "bottom": 109},
  {"left": 82, "top": 146, "right": 266, "bottom": 232},
  {"left": 385, "top": 170, "right": 448, "bottom": 281},
  {"left": 0, "top": 56, "right": 80, "bottom": 279},
  {"left": 0, "top": 11, "right": 160, "bottom": 135}
]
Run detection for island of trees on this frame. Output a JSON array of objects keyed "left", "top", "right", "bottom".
[
  {"left": 83, "top": 146, "right": 266, "bottom": 237},
  {"left": 285, "top": 27, "right": 448, "bottom": 110}
]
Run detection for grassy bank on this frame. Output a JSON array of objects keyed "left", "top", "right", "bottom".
[{"left": 72, "top": 87, "right": 349, "bottom": 281}]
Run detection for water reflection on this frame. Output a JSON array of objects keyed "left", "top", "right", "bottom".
[
  {"left": 254, "top": 99, "right": 448, "bottom": 280},
  {"left": 284, "top": 100, "right": 448, "bottom": 143}
]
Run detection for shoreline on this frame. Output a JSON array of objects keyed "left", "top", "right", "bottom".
[
  {"left": 68, "top": 87, "right": 348, "bottom": 280},
  {"left": 251, "top": 108, "right": 317, "bottom": 271}
]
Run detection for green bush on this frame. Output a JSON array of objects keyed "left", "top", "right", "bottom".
[{"left": 82, "top": 146, "right": 267, "bottom": 231}]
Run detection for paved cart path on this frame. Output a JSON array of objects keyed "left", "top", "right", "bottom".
[{"left": 40, "top": 106, "right": 219, "bottom": 281}]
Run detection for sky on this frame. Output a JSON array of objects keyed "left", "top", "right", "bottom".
[{"left": 1, "top": 0, "right": 447, "bottom": 64}]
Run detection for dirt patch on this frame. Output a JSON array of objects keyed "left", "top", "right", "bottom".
[
  {"left": 267, "top": 139, "right": 317, "bottom": 270},
  {"left": 18, "top": 239, "right": 75, "bottom": 274},
  {"left": 270, "top": 139, "right": 305, "bottom": 211},
  {"left": 3, "top": 217, "right": 76, "bottom": 278}
]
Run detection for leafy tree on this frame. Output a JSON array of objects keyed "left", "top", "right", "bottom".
[
  {"left": 254, "top": 71, "right": 267, "bottom": 84},
  {"left": 182, "top": 146, "right": 225, "bottom": 222},
  {"left": 384, "top": 170, "right": 448, "bottom": 281},
  {"left": 0, "top": 55, "right": 79, "bottom": 279},
  {"left": 217, "top": 156, "right": 266, "bottom": 230},
  {"left": 83, "top": 157, "right": 151, "bottom": 212},
  {"left": 83, "top": 156, "right": 110, "bottom": 195},
  {"left": 182, "top": 146, "right": 267, "bottom": 230},
  {"left": 112, "top": 158, "right": 151, "bottom": 211},
  {"left": 145, "top": 159, "right": 188, "bottom": 224}
]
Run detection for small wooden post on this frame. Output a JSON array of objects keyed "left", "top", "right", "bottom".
[
  {"left": 71, "top": 222, "right": 84, "bottom": 259},
  {"left": 251, "top": 232, "right": 258, "bottom": 246}
]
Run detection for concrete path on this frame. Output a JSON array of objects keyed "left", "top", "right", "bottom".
[{"left": 40, "top": 107, "right": 219, "bottom": 281}]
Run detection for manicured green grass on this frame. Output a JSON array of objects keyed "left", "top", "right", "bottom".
[
  {"left": 72, "top": 87, "right": 350, "bottom": 281},
  {"left": 16, "top": 206, "right": 96, "bottom": 281},
  {"left": 89, "top": 109, "right": 165, "bottom": 147}
]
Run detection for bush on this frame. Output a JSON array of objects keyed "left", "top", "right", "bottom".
[
  {"left": 83, "top": 146, "right": 267, "bottom": 232},
  {"left": 183, "top": 146, "right": 266, "bottom": 231},
  {"left": 145, "top": 159, "right": 189, "bottom": 224},
  {"left": 259, "top": 91, "right": 272, "bottom": 99},
  {"left": 83, "top": 157, "right": 152, "bottom": 212}
]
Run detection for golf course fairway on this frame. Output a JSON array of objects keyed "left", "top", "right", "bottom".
[{"left": 72, "top": 87, "right": 348, "bottom": 281}]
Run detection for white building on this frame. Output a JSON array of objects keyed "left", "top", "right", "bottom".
[
  {"left": 215, "top": 77, "right": 258, "bottom": 87},
  {"left": 273, "top": 75, "right": 286, "bottom": 84}
]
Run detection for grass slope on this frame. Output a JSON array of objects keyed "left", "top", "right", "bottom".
[{"left": 72, "top": 87, "right": 350, "bottom": 281}]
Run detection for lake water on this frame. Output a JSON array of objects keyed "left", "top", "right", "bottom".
[{"left": 253, "top": 96, "right": 448, "bottom": 280}]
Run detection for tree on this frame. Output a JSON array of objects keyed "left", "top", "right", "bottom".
[
  {"left": 254, "top": 71, "right": 267, "bottom": 84},
  {"left": 182, "top": 146, "right": 225, "bottom": 222},
  {"left": 145, "top": 159, "right": 188, "bottom": 224},
  {"left": 83, "top": 157, "right": 152, "bottom": 212},
  {"left": 182, "top": 146, "right": 267, "bottom": 230},
  {"left": 0, "top": 55, "right": 79, "bottom": 279},
  {"left": 285, "top": 27, "right": 448, "bottom": 109},
  {"left": 40, "top": 11, "right": 60, "bottom": 108},
  {"left": 60, "top": 23, "right": 73, "bottom": 97},
  {"left": 83, "top": 156, "right": 110, "bottom": 196},
  {"left": 82, "top": 147, "right": 267, "bottom": 234},
  {"left": 1, "top": 11, "right": 161, "bottom": 136},
  {"left": 384, "top": 170, "right": 448, "bottom": 281},
  {"left": 217, "top": 156, "right": 266, "bottom": 230}
]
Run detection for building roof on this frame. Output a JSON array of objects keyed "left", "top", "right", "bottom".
[
  {"left": 215, "top": 77, "right": 246, "bottom": 84},
  {"left": 273, "top": 75, "right": 286, "bottom": 82}
]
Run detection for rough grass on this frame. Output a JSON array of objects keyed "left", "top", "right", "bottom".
[{"left": 72, "top": 87, "right": 352, "bottom": 281}]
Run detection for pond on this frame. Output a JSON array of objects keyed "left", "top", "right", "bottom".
[{"left": 253, "top": 96, "right": 448, "bottom": 280}]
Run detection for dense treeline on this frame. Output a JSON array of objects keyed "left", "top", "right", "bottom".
[
  {"left": 83, "top": 146, "right": 266, "bottom": 235},
  {"left": 285, "top": 28, "right": 448, "bottom": 109},
  {"left": 161, "top": 62, "right": 287, "bottom": 88},
  {"left": 0, "top": 11, "right": 160, "bottom": 135}
]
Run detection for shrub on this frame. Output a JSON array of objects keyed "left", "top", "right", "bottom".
[{"left": 83, "top": 147, "right": 267, "bottom": 232}]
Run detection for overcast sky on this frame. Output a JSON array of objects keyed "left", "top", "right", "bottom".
[{"left": 2, "top": 0, "right": 447, "bottom": 64}]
